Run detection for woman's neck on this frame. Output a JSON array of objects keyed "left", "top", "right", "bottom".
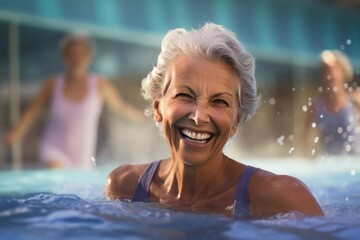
[
  {"left": 66, "top": 69, "right": 88, "bottom": 81},
  {"left": 160, "top": 154, "right": 229, "bottom": 204},
  {"left": 323, "top": 88, "right": 349, "bottom": 111}
]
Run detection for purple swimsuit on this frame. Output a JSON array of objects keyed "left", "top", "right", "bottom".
[{"left": 132, "top": 161, "right": 257, "bottom": 218}]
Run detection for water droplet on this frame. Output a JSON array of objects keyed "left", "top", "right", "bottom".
[
  {"left": 320, "top": 114, "right": 323, "bottom": 119},
  {"left": 337, "top": 127, "right": 343, "bottom": 134},
  {"left": 311, "top": 122, "right": 317, "bottom": 128},
  {"left": 345, "top": 144, "right": 352, "bottom": 152},
  {"left": 292, "top": 87, "right": 296, "bottom": 92},
  {"left": 302, "top": 105, "right": 308, "bottom": 112},
  {"left": 268, "top": 98, "right": 276, "bottom": 105},
  {"left": 327, "top": 75, "right": 332, "bottom": 80},
  {"left": 288, "top": 135, "right": 294, "bottom": 141},
  {"left": 277, "top": 135, "right": 285, "bottom": 146},
  {"left": 344, "top": 82, "right": 349, "bottom": 89},
  {"left": 345, "top": 197, "right": 349, "bottom": 201},
  {"left": 347, "top": 125, "right": 353, "bottom": 132},
  {"left": 350, "top": 169, "right": 356, "bottom": 176},
  {"left": 346, "top": 39, "right": 351, "bottom": 45},
  {"left": 340, "top": 44, "right": 345, "bottom": 50},
  {"left": 91, "top": 156, "right": 96, "bottom": 166},
  {"left": 318, "top": 86, "right": 323, "bottom": 92},
  {"left": 311, "top": 149, "right": 316, "bottom": 156},
  {"left": 288, "top": 147, "right": 295, "bottom": 154},
  {"left": 314, "top": 137, "right": 319, "bottom": 143}
]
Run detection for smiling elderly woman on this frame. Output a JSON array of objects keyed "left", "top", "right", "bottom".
[{"left": 106, "top": 23, "right": 324, "bottom": 218}]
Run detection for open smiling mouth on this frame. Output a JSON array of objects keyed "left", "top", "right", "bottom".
[{"left": 180, "top": 128, "right": 212, "bottom": 144}]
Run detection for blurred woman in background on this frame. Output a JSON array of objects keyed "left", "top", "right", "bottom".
[
  {"left": 6, "top": 34, "right": 145, "bottom": 168},
  {"left": 309, "top": 50, "right": 360, "bottom": 155}
]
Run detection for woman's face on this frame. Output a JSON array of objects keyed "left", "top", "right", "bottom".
[
  {"left": 322, "top": 63, "right": 346, "bottom": 90},
  {"left": 63, "top": 43, "right": 92, "bottom": 73},
  {"left": 154, "top": 55, "right": 241, "bottom": 166}
]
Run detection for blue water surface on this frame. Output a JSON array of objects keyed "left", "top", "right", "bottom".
[{"left": 0, "top": 158, "right": 359, "bottom": 240}]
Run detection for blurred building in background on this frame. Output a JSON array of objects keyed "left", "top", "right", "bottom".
[{"left": 1, "top": 0, "right": 360, "bottom": 168}]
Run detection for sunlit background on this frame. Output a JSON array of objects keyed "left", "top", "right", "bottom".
[{"left": 0, "top": 0, "right": 360, "bottom": 169}]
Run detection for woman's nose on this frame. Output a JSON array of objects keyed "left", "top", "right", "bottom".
[{"left": 189, "top": 104, "right": 210, "bottom": 125}]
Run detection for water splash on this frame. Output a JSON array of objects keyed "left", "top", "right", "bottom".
[
  {"left": 268, "top": 98, "right": 276, "bottom": 105},
  {"left": 277, "top": 135, "right": 285, "bottom": 146},
  {"left": 288, "top": 147, "right": 294, "bottom": 154},
  {"left": 345, "top": 144, "right": 352, "bottom": 153},
  {"left": 91, "top": 156, "right": 96, "bottom": 167},
  {"left": 302, "top": 105, "right": 308, "bottom": 112}
]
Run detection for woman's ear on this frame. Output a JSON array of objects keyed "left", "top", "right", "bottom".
[{"left": 153, "top": 100, "right": 163, "bottom": 122}]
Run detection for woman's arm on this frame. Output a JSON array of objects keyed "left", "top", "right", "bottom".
[
  {"left": 5, "top": 77, "right": 55, "bottom": 145},
  {"left": 98, "top": 76, "right": 146, "bottom": 123}
]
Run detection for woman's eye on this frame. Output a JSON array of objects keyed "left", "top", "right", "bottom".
[
  {"left": 175, "top": 93, "right": 192, "bottom": 99},
  {"left": 213, "top": 99, "right": 229, "bottom": 106}
]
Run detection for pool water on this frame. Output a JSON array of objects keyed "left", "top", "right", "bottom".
[{"left": 0, "top": 157, "right": 359, "bottom": 240}]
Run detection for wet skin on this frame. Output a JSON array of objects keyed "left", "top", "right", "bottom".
[{"left": 107, "top": 55, "right": 324, "bottom": 218}]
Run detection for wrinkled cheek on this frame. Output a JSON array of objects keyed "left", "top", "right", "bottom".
[
  {"left": 163, "top": 120, "right": 179, "bottom": 151},
  {"left": 216, "top": 131, "right": 231, "bottom": 150}
]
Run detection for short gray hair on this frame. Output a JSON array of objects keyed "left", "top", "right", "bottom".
[{"left": 141, "top": 22, "right": 258, "bottom": 125}]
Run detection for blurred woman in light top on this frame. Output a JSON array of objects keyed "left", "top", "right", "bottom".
[{"left": 6, "top": 34, "right": 145, "bottom": 168}]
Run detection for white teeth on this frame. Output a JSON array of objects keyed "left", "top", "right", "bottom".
[{"left": 181, "top": 129, "right": 211, "bottom": 141}]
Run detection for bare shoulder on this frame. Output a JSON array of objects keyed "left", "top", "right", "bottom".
[
  {"left": 106, "top": 163, "right": 150, "bottom": 201},
  {"left": 250, "top": 169, "right": 324, "bottom": 217}
]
